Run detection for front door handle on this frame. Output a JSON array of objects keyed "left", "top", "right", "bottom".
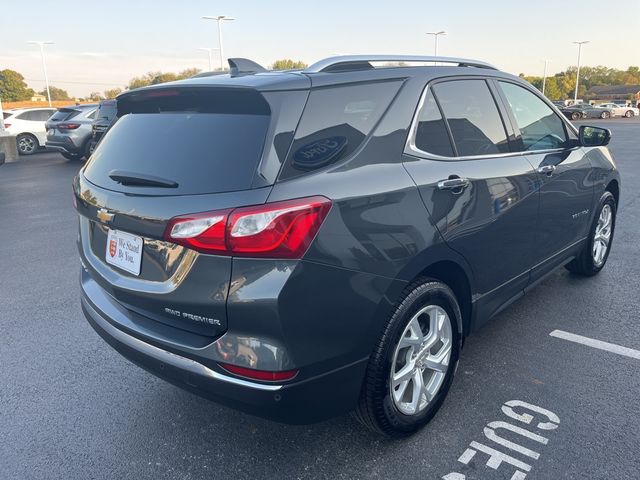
[
  {"left": 537, "top": 165, "right": 556, "bottom": 175},
  {"left": 437, "top": 177, "right": 470, "bottom": 191}
]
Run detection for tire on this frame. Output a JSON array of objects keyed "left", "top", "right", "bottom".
[
  {"left": 600, "top": 111, "right": 610, "bottom": 119},
  {"left": 625, "top": 110, "right": 634, "bottom": 118},
  {"left": 83, "top": 139, "right": 94, "bottom": 159},
  {"left": 61, "top": 152, "right": 82, "bottom": 161},
  {"left": 16, "top": 133, "right": 39, "bottom": 155},
  {"left": 88, "top": 140, "right": 97, "bottom": 156},
  {"left": 566, "top": 191, "right": 616, "bottom": 276},
  {"left": 571, "top": 112, "right": 581, "bottom": 121},
  {"left": 353, "top": 279, "right": 462, "bottom": 437}
]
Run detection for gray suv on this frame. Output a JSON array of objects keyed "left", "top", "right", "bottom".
[
  {"left": 75, "top": 56, "right": 619, "bottom": 437},
  {"left": 46, "top": 104, "right": 97, "bottom": 160}
]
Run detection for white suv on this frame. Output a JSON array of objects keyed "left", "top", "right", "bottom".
[{"left": 3, "top": 107, "right": 56, "bottom": 155}]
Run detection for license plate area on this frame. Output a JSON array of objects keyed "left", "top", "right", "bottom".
[{"left": 105, "top": 229, "right": 143, "bottom": 276}]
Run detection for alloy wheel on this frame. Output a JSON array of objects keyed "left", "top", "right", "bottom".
[
  {"left": 390, "top": 305, "right": 452, "bottom": 416},
  {"left": 18, "top": 135, "right": 36, "bottom": 154},
  {"left": 593, "top": 204, "right": 613, "bottom": 267}
]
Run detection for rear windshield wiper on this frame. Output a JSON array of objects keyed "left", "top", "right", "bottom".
[{"left": 108, "top": 170, "right": 179, "bottom": 188}]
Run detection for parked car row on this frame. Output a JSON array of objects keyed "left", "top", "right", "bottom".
[
  {"left": 1, "top": 100, "right": 118, "bottom": 159},
  {"left": 559, "top": 102, "right": 638, "bottom": 120}
]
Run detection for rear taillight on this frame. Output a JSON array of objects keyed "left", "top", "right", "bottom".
[
  {"left": 58, "top": 123, "right": 81, "bottom": 130},
  {"left": 3, "top": 123, "right": 10, "bottom": 129},
  {"left": 164, "top": 196, "right": 332, "bottom": 259},
  {"left": 219, "top": 363, "right": 298, "bottom": 382}
]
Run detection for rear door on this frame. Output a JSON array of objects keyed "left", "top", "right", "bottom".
[
  {"left": 495, "top": 80, "right": 593, "bottom": 280},
  {"left": 403, "top": 78, "right": 539, "bottom": 324},
  {"left": 76, "top": 86, "right": 304, "bottom": 338}
]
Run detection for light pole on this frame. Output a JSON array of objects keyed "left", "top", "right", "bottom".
[
  {"left": 198, "top": 47, "right": 219, "bottom": 71},
  {"left": 573, "top": 41, "right": 589, "bottom": 103},
  {"left": 27, "top": 41, "right": 54, "bottom": 107},
  {"left": 202, "top": 15, "right": 235, "bottom": 70},
  {"left": 542, "top": 59, "right": 551, "bottom": 96},
  {"left": 426, "top": 31, "right": 447, "bottom": 57}
]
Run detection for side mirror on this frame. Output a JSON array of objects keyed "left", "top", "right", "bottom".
[{"left": 579, "top": 125, "right": 611, "bottom": 147}]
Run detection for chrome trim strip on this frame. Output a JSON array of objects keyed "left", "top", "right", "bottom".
[
  {"left": 304, "top": 55, "right": 497, "bottom": 73},
  {"left": 83, "top": 297, "right": 283, "bottom": 392}
]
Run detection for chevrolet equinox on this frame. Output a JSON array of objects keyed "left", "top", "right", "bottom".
[{"left": 75, "top": 55, "right": 620, "bottom": 437}]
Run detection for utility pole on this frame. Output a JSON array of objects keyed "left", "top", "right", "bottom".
[
  {"left": 573, "top": 41, "right": 589, "bottom": 103},
  {"left": 542, "top": 59, "right": 551, "bottom": 96},
  {"left": 28, "top": 41, "right": 55, "bottom": 107},
  {"left": 426, "top": 31, "right": 447, "bottom": 57},
  {"left": 198, "top": 47, "right": 219, "bottom": 71},
  {"left": 202, "top": 16, "right": 236, "bottom": 70}
]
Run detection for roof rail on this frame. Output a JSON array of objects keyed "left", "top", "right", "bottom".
[{"left": 304, "top": 55, "right": 497, "bottom": 73}]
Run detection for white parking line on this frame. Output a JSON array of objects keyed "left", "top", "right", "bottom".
[{"left": 550, "top": 330, "right": 640, "bottom": 360}]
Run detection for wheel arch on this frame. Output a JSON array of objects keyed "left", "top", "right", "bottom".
[
  {"left": 605, "top": 179, "right": 620, "bottom": 206},
  {"left": 394, "top": 245, "right": 476, "bottom": 338}
]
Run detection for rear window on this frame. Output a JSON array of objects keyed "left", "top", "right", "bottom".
[
  {"left": 278, "top": 81, "right": 402, "bottom": 180},
  {"left": 83, "top": 88, "right": 271, "bottom": 195},
  {"left": 49, "top": 109, "right": 79, "bottom": 122}
]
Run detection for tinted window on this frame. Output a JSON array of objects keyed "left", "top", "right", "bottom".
[
  {"left": 96, "top": 102, "right": 117, "bottom": 121},
  {"left": 432, "top": 80, "right": 509, "bottom": 156},
  {"left": 49, "top": 109, "right": 78, "bottom": 122},
  {"left": 413, "top": 90, "right": 454, "bottom": 156},
  {"left": 83, "top": 89, "right": 271, "bottom": 195},
  {"left": 279, "top": 81, "right": 401, "bottom": 180},
  {"left": 16, "top": 111, "right": 38, "bottom": 121},
  {"left": 499, "top": 82, "right": 568, "bottom": 151},
  {"left": 34, "top": 110, "right": 54, "bottom": 121}
]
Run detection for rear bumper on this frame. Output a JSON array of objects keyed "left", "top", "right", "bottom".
[
  {"left": 46, "top": 141, "right": 81, "bottom": 155},
  {"left": 80, "top": 272, "right": 369, "bottom": 424}
]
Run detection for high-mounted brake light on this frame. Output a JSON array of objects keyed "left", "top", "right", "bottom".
[
  {"left": 219, "top": 363, "right": 298, "bottom": 382},
  {"left": 164, "top": 196, "right": 332, "bottom": 259}
]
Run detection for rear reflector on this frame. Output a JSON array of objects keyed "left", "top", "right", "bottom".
[
  {"left": 164, "top": 196, "right": 332, "bottom": 258},
  {"left": 219, "top": 363, "right": 298, "bottom": 382}
]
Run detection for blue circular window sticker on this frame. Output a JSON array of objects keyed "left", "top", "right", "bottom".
[{"left": 292, "top": 136, "right": 347, "bottom": 170}]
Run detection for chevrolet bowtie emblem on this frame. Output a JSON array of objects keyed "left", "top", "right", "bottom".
[{"left": 97, "top": 208, "right": 115, "bottom": 223}]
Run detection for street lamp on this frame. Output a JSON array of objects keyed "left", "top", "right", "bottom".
[
  {"left": 573, "top": 41, "right": 589, "bottom": 103},
  {"left": 426, "top": 31, "right": 447, "bottom": 57},
  {"left": 542, "top": 59, "right": 551, "bottom": 96},
  {"left": 27, "top": 41, "right": 55, "bottom": 107},
  {"left": 198, "top": 47, "right": 219, "bottom": 71},
  {"left": 202, "top": 15, "right": 235, "bottom": 70}
]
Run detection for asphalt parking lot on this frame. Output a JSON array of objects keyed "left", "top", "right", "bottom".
[{"left": 1, "top": 118, "right": 639, "bottom": 480}]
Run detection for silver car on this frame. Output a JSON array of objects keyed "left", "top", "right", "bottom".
[{"left": 45, "top": 104, "right": 97, "bottom": 160}]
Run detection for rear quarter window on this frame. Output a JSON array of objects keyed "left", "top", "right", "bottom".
[{"left": 278, "top": 80, "right": 402, "bottom": 180}]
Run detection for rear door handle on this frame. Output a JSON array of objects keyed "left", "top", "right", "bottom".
[
  {"left": 537, "top": 165, "right": 556, "bottom": 175},
  {"left": 437, "top": 177, "right": 470, "bottom": 191}
]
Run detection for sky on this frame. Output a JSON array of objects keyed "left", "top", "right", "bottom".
[{"left": 1, "top": 0, "right": 639, "bottom": 97}]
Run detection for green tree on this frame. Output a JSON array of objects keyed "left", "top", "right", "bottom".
[
  {"left": 103, "top": 88, "right": 122, "bottom": 99},
  {"left": 40, "top": 86, "right": 70, "bottom": 101},
  {"left": 127, "top": 68, "right": 201, "bottom": 90},
  {"left": 270, "top": 59, "right": 308, "bottom": 70},
  {"left": 88, "top": 92, "right": 102, "bottom": 101},
  {"left": 0, "top": 69, "right": 34, "bottom": 101}
]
